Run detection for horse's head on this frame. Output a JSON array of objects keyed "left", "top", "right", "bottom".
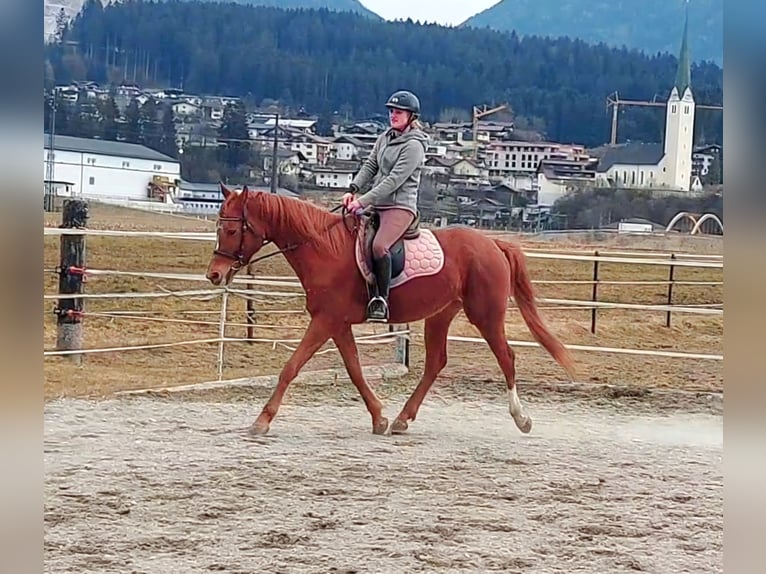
[{"left": 206, "top": 183, "right": 268, "bottom": 286}]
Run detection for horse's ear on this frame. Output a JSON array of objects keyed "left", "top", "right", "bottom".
[
  {"left": 220, "top": 182, "right": 232, "bottom": 198},
  {"left": 242, "top": 185, "right": 249, "bottom": 195}
]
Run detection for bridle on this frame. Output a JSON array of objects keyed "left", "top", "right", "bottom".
[
  {"left": 213, "top": 201, "right": 354, "bottom": 270},
  {"left": 213, "top": 214, "right": 256, "bottom": 270}
]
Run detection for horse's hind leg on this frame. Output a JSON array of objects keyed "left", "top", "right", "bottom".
[
  {"left": 389, "top": 303, "right": 461, "bottom": 434},
  {"left": 464, "top": 298, "right": 532, "bottom": 434}
]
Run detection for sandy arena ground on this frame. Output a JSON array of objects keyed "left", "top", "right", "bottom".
[{"left": 44, "top": 388, "right": 722, "bottom": 574}]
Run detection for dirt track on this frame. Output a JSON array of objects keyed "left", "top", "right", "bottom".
[{"left": 44, "top": 393, "right": 722, "bottom": 573}]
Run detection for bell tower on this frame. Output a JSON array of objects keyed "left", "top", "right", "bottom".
[{"left": 662, "top": 1, "right": 695, "bottom": 191}]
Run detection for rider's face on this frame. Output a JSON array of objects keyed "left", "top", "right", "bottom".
[{"left": 389, "top": 108, "right": 411, "bottom": 131}]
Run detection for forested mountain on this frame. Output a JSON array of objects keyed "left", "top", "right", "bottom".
[
  {"left": 461, "top": 0, "right": 723, "bottom": 65},
  {"left": 46, "top": 0, "right": 723, "bottom": 147},
  {"left": 176, "top": 0, "right": 380, "bottom": 19},
  {"left": 44, "top": 0, "right": 380, "bottom": 39}
]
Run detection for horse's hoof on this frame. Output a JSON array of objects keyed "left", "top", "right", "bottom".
[
  {"left": 389, "top": 418, "right": 409, "bottom": 434},
  {"left": 516, "top": 416, "right": 532, "bottom": 434},
  {"left": 248, "top": 422, "right": 270, "bottom": 436},
  {"left": 373, "top": 417, "right": 389, "bottom": 435}
]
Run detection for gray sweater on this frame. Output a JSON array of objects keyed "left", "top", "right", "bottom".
[{"left": 351, "top": 127, "right": 429, "bottom": 214}]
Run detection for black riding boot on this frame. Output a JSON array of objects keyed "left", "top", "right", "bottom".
[{"left": 367, "top": 252, "right": 392, "bottom": 322}]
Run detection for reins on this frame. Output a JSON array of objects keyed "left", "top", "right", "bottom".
[{"left": 241, "top": 203, "right": 358, "bottom": 266}]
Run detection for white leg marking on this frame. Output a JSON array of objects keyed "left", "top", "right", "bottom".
[
  {"left": 507, "top": 385, "right": 532, "bottom": 433},
  {"left": 507, "top": 386, "right": 524, "bottom": 419}
]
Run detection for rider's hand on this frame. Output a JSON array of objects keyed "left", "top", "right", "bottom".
[
  {"left": 347, "top": 199, "right": 363, "bottom": 213},
  {"left": 342, "top": 192, "right": 355, "bottom": 208}
]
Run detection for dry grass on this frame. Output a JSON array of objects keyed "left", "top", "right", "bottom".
[{"left": 43, "top": 202, "right": 723, "bottom": 401}]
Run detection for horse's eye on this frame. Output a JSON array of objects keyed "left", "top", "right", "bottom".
[{"left": 226, "top": 229, "right": 237, "bottom": 236}]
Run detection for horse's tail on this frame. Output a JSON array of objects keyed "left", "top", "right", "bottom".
[{"left": 495, "top": 239, "right": 577, "bottom": 380}]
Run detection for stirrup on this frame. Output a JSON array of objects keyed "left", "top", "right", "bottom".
[{"left": 366, "top": 296, "right": 389, "bottom": 323}]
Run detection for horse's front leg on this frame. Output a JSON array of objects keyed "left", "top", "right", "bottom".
[
  {"left": 250, "top": 317, "right": 332, "bottom": 435},
  {"left": 332, "top": 325, "right": 388, "bottom": 434}
]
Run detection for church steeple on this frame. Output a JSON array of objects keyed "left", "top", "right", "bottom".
[
  {"left": 675, "top": 1, "right": 691, "bottom": 95},
  {"left": 661, "top": 0, "right": 695, "bottom": 191}
]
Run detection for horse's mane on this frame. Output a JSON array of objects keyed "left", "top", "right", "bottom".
[{"left": 251, "top": 192, "right": 348, "bottom": 256}]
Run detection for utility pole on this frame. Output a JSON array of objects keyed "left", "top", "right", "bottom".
[
  {"left": 270, "top": 113, "right": 279, "bottom": 193},
  {"left": 44, "top": 95, "right": 57, "bottom": 212}
]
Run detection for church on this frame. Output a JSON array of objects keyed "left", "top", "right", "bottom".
[{"left": 593, "top": 4, "right": 700, "bottom": 192}]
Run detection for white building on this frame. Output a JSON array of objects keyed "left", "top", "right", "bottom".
[
  {"left": 175, "top": 181, "right": 299, "bottom": 215},
  {"left": 484, "top": 140, "right": 589, "bottom": 183},
  {"left": 330, "top": 135, "right": 365, "bottom": 161},
  {"left": 311, "top": 166, "right": 355, "bottom": 188},
  {"left": 535, "top": 158, "right": 599, "bottom": 206},
  {"left": 692, "top": 144, "right": 721, "bottom": 179},
  {"left": 43, "top": 134, "right": 180, "bottom": 202}
]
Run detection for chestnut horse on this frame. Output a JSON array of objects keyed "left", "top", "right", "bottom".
[{"left": 206, "top": 184, "right": 575, "bottom": 436}]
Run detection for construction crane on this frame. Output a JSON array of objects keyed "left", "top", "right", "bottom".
[
  {"left": 472, "top": 104, "right": 507, "bottom": 159},
  {"left": 606, "top": 91, "right": 723, "bottom": 145}
]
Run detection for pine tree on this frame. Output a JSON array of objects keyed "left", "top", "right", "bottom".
[
  {"left": 122, "top": 99, "right": 141, "bottom": 144},
  {"left": 218, "top": 101, "right": 250, "bottom": 171},
  {"left": 158, "top": 105, "right": 178, "bottom": 158},
  {"left": 98, "top": 95, "right": 120, "bottom": 141},
  {"left": 139, "top": 98, "right": 162, "bottom": 150}
]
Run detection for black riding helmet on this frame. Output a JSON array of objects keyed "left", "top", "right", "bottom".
[{"left": 385, "top": 90, "right": 420, "bottom": 117}]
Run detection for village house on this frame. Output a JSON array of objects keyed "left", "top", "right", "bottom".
[
  {"left": 256, "top": 125, "right": 330, "bottom": 165},
  {"left": 425, "top": 156, "right": 488, "bottom": 181},
  {"left": 451, "top": 158, "right": 488, "bottom": 179},
  {"left": 423, "top": 157, "right": 455, "bottom": 176},
  {"left": 171, "top": 101, "right": 201, "bottom": 117},
  {"left": 330, "top": 134, "right": 366, "bottom": 161},
  {"left": 308, "top": 165, "right": 357, "bottom": 189},
  {"left": 262, "top": 149, "right": 307, "bottom": 177},
  {"left": 289, "top": 131, "right": 332, "bottom": 165},
  {"left": 249, "top": 115, "right": 317, "bottom": 134},
  {"left": 200, "top": 97, "right": 227, "bottom": 122},
  {"left": 692, "top": 144, "right": 722, "bottom": 179},
  {"left": 535, "top": 158, "right": 599, "bottom": 206},
  {"left": 484, "top": 140, "right": 589, "bottom": 184}
]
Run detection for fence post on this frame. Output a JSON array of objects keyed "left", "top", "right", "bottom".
[
  {"left": 665, "top": 253, "right": 676, "bottom": 327},
  {"left": 246, "top": 261, "right": 256, "bottom": 343},
  {"left": 55, "top": 199, "right": 89, "bottom": 364},
  {"left": 391, "top": 323, "right": 410, "bottom": 368},
  {"left": 590, "top": 250, "right": 600, "bottom": 334},
  {"left": 216, "top": 290, "right": 229, "bottom": 380}
]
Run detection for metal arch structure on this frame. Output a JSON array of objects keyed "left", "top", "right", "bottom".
[
  {"left": 665, "top": 211, "right": 723, "bottom": 235},
  {"left": 691, "top": 213, "right": 723, "bottom": 235},
  {"left": 665, "top": 212, "right": 698, "bottom": 233}
]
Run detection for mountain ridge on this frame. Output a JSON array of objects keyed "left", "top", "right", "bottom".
[
  {"left": 45, "top": 1, "right": 723, "bottom": 148},
  {"left": 460, "top": 0, "right": 722, "bottom": 64}
]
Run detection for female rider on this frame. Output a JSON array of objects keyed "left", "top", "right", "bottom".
[{"left": 343, "top": 90, "right": 429, "bottom": 322}]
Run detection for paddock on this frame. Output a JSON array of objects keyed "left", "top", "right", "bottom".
[
  {"left": 45, "top": 386, "right": 721, "bottom": 573},
  {"left": 44, "top": 201, "right": 723, "bottom": 572}
]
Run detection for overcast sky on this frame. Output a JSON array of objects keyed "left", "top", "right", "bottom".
[{"left": 360, "top": 0, "right": 502, "bottom": 26}]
